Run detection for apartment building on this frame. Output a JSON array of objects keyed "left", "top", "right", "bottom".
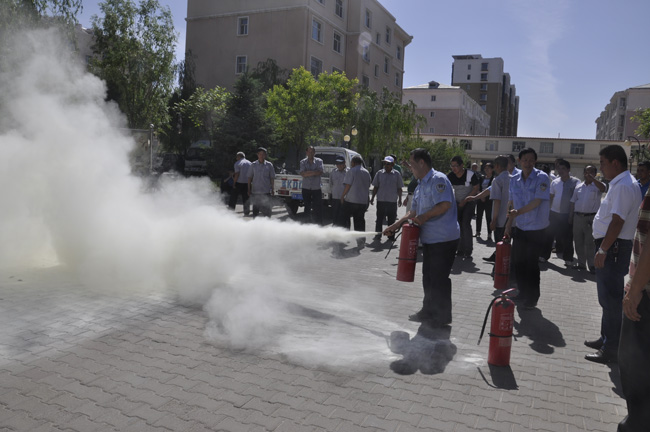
[
  {"left": 595, "top": 83, "right": 650, "bottom": 141},
  {"left": 451, "top": 55, "right": 519, "bottom": 137},
  {"left": 403, "top": 81, "right": 491, "bottom": 136},
  {"left": 422, "top": 134, "right": 628, "bottom": 176},
  {"left": 185, "top": 0, "right": 412, "bottom": 94}
]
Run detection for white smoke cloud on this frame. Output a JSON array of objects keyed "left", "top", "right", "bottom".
[{"left": 0, "top": 27, "right": 397, "bottom": 367}]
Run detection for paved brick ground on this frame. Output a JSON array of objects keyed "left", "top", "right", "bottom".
[{"left": 0, "top": 200, "right": 627, "bottom": 431}]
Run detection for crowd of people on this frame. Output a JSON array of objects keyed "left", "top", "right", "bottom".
[{"left": 228, "top": 145, "right": 650, "bottom": 431}]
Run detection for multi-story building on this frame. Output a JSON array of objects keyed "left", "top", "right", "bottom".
[
  {"left": 451, "top": 54, "right": 519, "bottom": 137},
  {"left": 403, "top": 81, "right": 490, "bottom": 136},
  {"left": 595, "top": 83, "right": 650, "bottom": 141},
  {"left": 185, "top": 0, "right": 411, "bottom": 94},
  {"left": 421, "top": 134, "right": 628, "bottom": 176}
]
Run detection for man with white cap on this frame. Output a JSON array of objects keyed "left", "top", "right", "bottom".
[{"left": 370, "top": 156, "right": 403, "bottom": 240}]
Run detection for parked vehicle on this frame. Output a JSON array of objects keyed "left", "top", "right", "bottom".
[
  {"left": 184, "top": 140, "right": 212, "bottom": 175},
  {"left": 153, "top": 153, "right": 184, "bottom": 174},
  {"left": 274, "top": 146, "right": 360, "bottom": 214}
]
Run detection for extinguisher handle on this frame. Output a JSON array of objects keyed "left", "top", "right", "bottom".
[{"left": 501, "top": 288, "right": 515, "bottom": 297}]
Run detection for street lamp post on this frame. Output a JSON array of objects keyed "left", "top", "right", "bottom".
[
  {"left": 624, "top": 135, "right": 648, "bottom": 171},
  {"left": 343, "top": 126, "right": 357, "bottom": 148}
]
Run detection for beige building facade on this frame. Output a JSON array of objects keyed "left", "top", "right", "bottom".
[
  {"left": 185, "top": 0, "right": 411, "bottom": 94},
  {"left": 595, "top": 83, "right": 650, "bottom": 141},
  {"left": 403, "top": 81, "right": 491, "bottom": 136},
  {"left": 451, "top": 55, "right": 519, "bottom": 137},
  {"left": 422, "top": 134, "right": 629, "bottom": 176}
]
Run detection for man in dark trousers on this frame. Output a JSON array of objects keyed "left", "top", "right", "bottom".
[
  {"left": 384, "top": 148, "right": 459, "bottom": 326},
  {"left": 229, "top": 151, "right": 251, "bottom": 215},
  {"left": 299, "top": 145, "right": 324, "bottom": 225},
  {"left": 370, "top": 155, "right": 403, "bottom": 240},
  {"left": 341, "top": 155, "right": 372, "bottom": 248},
  {"left": 585, "top": 145, "right": 641, "bottom": 364},
  {"left": 448, "top": 156, "right": 479, "bottom": 258}
]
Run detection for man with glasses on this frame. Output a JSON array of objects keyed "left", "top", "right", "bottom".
[{"left": 370, "top": 156, "right": 403, "bottom": 241}]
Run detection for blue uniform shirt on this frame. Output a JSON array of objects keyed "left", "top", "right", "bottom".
[
  {"left": 412, "top": 168, "right": 460, "bottom": 244},
  {"left": 509, "top": 168, "right": 551, "bottom": 231}
]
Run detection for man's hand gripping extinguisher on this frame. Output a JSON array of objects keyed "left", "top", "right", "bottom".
[
  {"left": 385, "top": 221, "right": 420, "bottom": 282},
  {"left": 478, "top": 288, "right": 515, "bottom": 366}
]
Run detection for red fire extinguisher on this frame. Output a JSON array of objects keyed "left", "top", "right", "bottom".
[
  {"left": 494, "top": 234, "right": 511, "bottom": 290},
  {"left": 396, "top": 221, "right": 420, "bottom": 282},
  {"left": 478, "top": 288, "right": 515, "bottom": 366}
]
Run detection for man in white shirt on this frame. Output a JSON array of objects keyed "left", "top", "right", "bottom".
[
  {"left": 544, "top": 159, "right": 580, "bottom": 266},
  {"left": 229, "top": 151, "right": 252, "bottom": 216},
  {"left": 584, "top": 145, "right": 642, "bottom": 364},
  {"left": 568, "top": 165, "right": 606, "bottom": 273}
]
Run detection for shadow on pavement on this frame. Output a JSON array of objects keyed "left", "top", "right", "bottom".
[
  {"left": 477, "top": 364, "right": 519, "bottom": 390},
  {"left": 514, "top": 305, "right": 566, "bottom": 354},
  {"left": 543, "top": 261, "right": 593, "bottom": 283},
  {"left": 388, "top": 324, "right": 457, "bottom": 375},
  {"left": 451, "top": 256, "right": 480, "bottom": 274}
]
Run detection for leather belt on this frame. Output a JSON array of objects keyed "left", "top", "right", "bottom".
[{"left": 575, "top": 212, "right": 596, "bottom": 216}]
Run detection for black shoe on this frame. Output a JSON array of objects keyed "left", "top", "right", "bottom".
[
  {"left": 585, "top": 349, "right": 617, "bottom": 364},
  {"left": 584, "top": 339, "right": 603, "bottom": 350},
  {"left": 408, "top": 311, "right": 431, "bottom": 322},
  {"left": 483, "top": 255, "right": 496, "bottom": 263}
]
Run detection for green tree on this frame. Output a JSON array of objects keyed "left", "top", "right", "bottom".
[
  {"left": 1, "top": 0, "right": 82, "bottom": 29},
  {"left": 354, "top": 87, "right": 425, "bottom": 161},
  {"left": 90, "top": 0, "right": 177, "bottom": 130},
  {"left": 266, "top": 67, "right": 358, "bottom": 165},
  {"left": 403, "top": 137, "right": 467, "bottom": 173},
  {"left": 174, "top": 86, "right": 229, "bottom": 137},
  {"left": 250, "top": 58, "right": 289, "bottom": 93},
  {"left": 633, "top": 107, "right": 650, "bottom": 140}
]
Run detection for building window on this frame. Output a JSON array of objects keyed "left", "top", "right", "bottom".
[
  {"left": 480, "top": 104, "right": 486, "bottom": 111},
  {"left": 480, "top": 94, "right": 487, "bottom": 101},
  {"left": 480, "top": 83, "right": 488, "bottom": 91},
  {"left": 460, "top": 139, "right": 472, "bottom": 150},
  {"left": 362, "top": 44, "right": 370, "bottom": 62},
  {"left": 316, "top": 0, "right": 324, "bottom": 3},
  {"left": 540, "top": 142, "right": 554, "bottom": 153},
  {"left": 396, "top": 45, "right": 402, "bottom": 60},
  {"left": 485, "top": 140, "right": 498, "bottom": 151},
  {"left": 385, "top": 26, "right": 392, "bottom": 44},
  {"left": 430, "top": 95, "right": 436, "bottom": 102},
  {"left": 480, "top": 73, "right": 488, "bottom": 81},
  {"left": 235, "top": 56, "right": 247, "bottom": 74},
  {"left": 429, "top": 111, "right": 435, "bottom": 118},
  {"left": 365, "top": 9, "right": 372, "bottom": 28},
  {"left": 481, "top": 62, "right": 488, "bottom": 71},
  {"left": 312, "top": 19, "right": 322, "bottom": 42},
  {"left": 237, "top": 17, "right": 249, "bottom": 35},
  {"left": 362, "top": 74, "right": 370, "bottom": 88},
  {"left": 466, "top": 84, "right": 471, "bottom": 90},
  {"left": 467, "top": 64, "right": 471, "bottom": 70},
  {"left": 619, "top": 114, "right": 625, "bottom": 127},
  {"left": 384, "top": 56, "right": 389, "bottom": 74},
  {"left": 333, "top": 32, "right": 342, "bottom": 54},
  {"left": 376, "top": 32, "right": 381, "bottom": 45},
  {"left": 570, "top": 143, "right": 585, "bottom": 155},
  {"left": 374, "top": 64, "right": 379, "bottom": 77},
  {"left": 335, "top": 0, "right": 343, "bottom": 18},
  {"left": 310, "top": 56, "right": 322, "bottom": 76},
  {"left": 429, "top": 128, "right": 435, "bottom": 133},
  {"left": 395, "top": 73, "right": 400, "bottom": 87},
  {"left": 467, "top": 74, "right": 471, "bottom": 80},
  {"left": 332, "top": 66, "right": 342, "bottom": 74},
  {"left": 512, "top": 141, "right": 526, "bottom": 152},
  {"left": 620, "top": 97, "right": 626, "bottom": 107}
]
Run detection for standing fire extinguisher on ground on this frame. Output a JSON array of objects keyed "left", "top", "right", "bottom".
[{"left": 478, "top": 288, "right": 515, "bottom": 366}]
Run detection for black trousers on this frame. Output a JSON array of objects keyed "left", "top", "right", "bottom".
[
  {"left": 618, "top": 292, "right": 650, "bottom": 432},
  {"left": 251, "top": 194, "right": 272, "bottom": 217},
  {"left": 457, "top": 202, "right": 476, "bottom": 255},
  {"left": 343, "top": 202, "right": 367, "bottom": 232},
  {"left": 543, "top": 211, "right": 574, "bottom": 261},
  {"left": 331, "top": 199, "right": 349, "bottom": 228},
  {"left": 375, "top": 201, "right": 398, "bottom": 234},
  {"left": 421, "top": 239, "right": 459, "bottom": 324},
  {"left": 476, "top": 199, "right": 493, "bottom": 236},
  {"left": 511, "top": 227, "right": 545, "bottom": 306},
  {"left": 228, "top": 182, "right": 250, "bottom": 215},
  {"left": 302, "top": 188, "right": 323, "bottom": 225}
]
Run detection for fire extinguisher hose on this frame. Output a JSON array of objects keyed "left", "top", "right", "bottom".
[
  {"left": 477, "top": 297, "right": 499, "bottom": 345},
  {"left": 384, "top": 229, "right": 403, "bottom": 259}
]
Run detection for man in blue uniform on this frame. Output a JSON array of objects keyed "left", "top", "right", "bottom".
[
  {"left": 505, "top": 148, "right": 551, "bottom": 309},
  {"left": 299, "top": 146, "right": 324, "bottom": 225},
  {"left": 384, "top": 148, "right": 460, "bottom": 326},
  {"left": 370, "top": 156, "right": 403, "bottom": 241},
  {"left": 247, "top": 147, "right": 276, "bottom": 218}
]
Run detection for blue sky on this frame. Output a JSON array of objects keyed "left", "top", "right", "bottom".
[{"left": 78, "top": 0, "right": 650, "bottom": 140}]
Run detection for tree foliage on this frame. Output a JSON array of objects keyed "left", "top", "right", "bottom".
[
  {"left": 90, "top": 0, "right": 177, "bottom": 130},
  {"left": 1, "top": 0, "right": 82, "bottom": 29},
  {"left": 174, "top": 87, "right": 229, "bottom": 134},
  {"left": 266, "top": 67, "right": 358, "bottom": 162},
  {"left": 633, "top": 107, "right": 650, "bottom": 140},
  {"left": 403, "top": 137, "right": 467, "bottom": 173},
  {"left": 354, "top": 87, "right": 426, "bottom": 161}
]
